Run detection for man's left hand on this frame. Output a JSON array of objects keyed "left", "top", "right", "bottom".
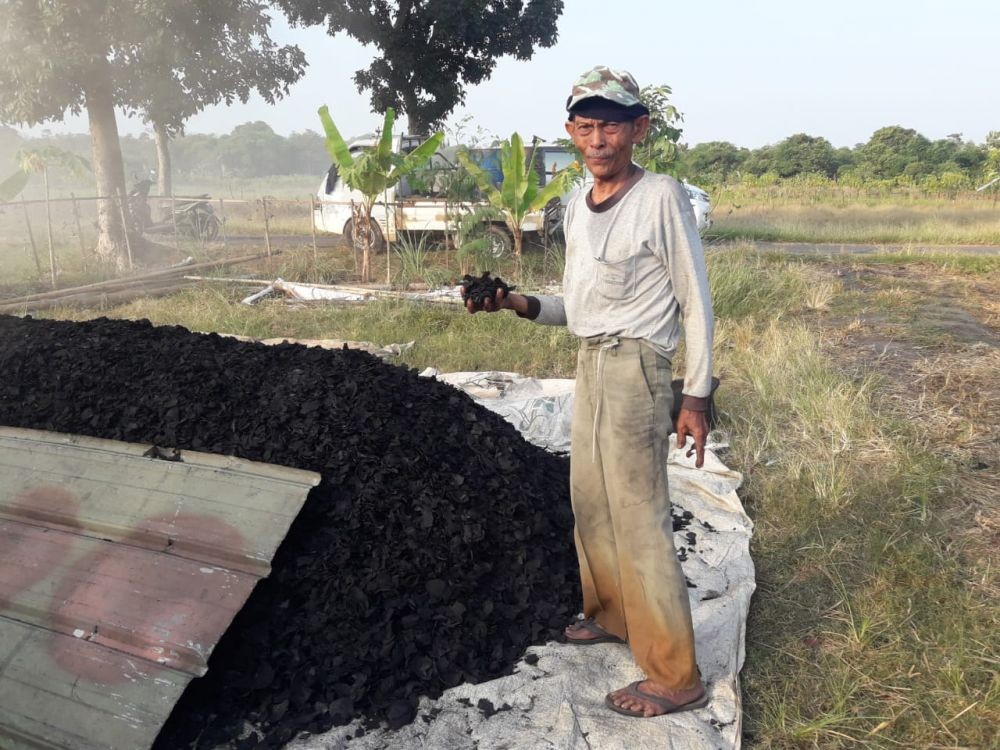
[{"left": 675, "top": 408, "right": 709, "bottom": 468}]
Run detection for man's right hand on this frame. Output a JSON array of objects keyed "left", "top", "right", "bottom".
[{"left": 464, "top": 288, "right": 525, "bottom": 314}]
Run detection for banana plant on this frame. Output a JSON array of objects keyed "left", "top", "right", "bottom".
[
  {"left": 2, "top": 146, "right": 91, "bottom": 287},
  {"left": 458, "top": 133, "right": 579, "bottom": 267},
  {"left": 0, "top": 146, "right": 90, "bottom": 202},
  {"left": 318, "top": 105, "right": 444, "bottom": 282}
]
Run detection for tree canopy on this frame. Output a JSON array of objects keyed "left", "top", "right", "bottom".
[
  {"left": 0, "top": 0, "right": 305, "bottom": 264},
  {"left": 277, "top": 0, "right": 564, "bottom": 134}
]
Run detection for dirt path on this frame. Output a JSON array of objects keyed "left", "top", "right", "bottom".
[{"left": 747, "top": 240, "right": 1000, "bottom": 256}]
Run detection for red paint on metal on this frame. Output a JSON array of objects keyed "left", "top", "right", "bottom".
[
  {"left": 47, "top": 513, "right": 252, "bottom": 684},
  {"left": 0, "top": 486, "right": 80, "bottom": 609}
]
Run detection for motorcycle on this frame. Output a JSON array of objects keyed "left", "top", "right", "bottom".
[{"left": 128, "top": 179, "right": 221, "bottom": 241}]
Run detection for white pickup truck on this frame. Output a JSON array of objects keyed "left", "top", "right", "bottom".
[{"left": 314, "top": 134, "right": 711, "bottom": 256}]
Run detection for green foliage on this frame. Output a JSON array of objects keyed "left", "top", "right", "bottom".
[
  {"left": 319, "top": 106, "right": 444, "bottom": 207},
  {"left": 856, "top": 125, "right": 932, "bottom": 180},
  {"left": 768, "top": 133, "right": 842, "bottom": 178},
  {"left": 633, "top": 84, "right": 684, "bottom": 175},
  {"left": 681, "top": 141, "right": 748, "bottom": 182},
  {"left": 0, "top": 146, "right": 91, "bottom": 202},
  {"left": 319, "top": 104, "right": 443, "bottom": 281},
  {"left": 458, "top": 133, "right": 579, "bottom": 259},
  {"left": 280, "top": 0, "right": 564, "bottom": 134}
]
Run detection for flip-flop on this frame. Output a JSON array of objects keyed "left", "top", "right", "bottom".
[
  {"left": 564, "top": 618, "right": 625, "bottom": 645},
  {"left": 605, "top": 680, "right": 709, "bottom": 718}
]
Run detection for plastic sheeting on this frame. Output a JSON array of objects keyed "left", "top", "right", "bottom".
[{"left": 292, "top": 371, "right": 753, "bottom": 750}]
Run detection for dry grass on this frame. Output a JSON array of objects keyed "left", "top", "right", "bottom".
[{"left": 709, "top": 200, "right": 1000, "bottom": 246}]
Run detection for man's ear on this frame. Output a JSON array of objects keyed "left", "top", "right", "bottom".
[
  {"left": 564, "top": 119, "right": 575, "bottom": 137},
  {"left": 631, "top": 115, "right": 651, "bottom": 143}
]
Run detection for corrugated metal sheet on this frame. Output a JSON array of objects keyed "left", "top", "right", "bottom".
[{"left": 0, "top": 427, "right": 321, "bottom": 750}]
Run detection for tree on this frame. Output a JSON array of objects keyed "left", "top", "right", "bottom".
[
  {"left": 278, "top": 0, "right": 564, "bottom": 134},
  {"left": 0, "top": 1, "right": 304, "bottom": 267},
  {"left": 632, "top": 85, "right": 684, "bottom": 175},
  {"left": 770, "top": 133, "right": 839, "bottom": 178},
  {"left": 319, "top": 105, "right": 443, "bottom": 282},
  {"left": 856, "top": 126, "right": 931, "bottom": 180},
  {"left": 683, "top": 141, "right": 749, "bottom": 182},
  {"left": 458, "top": 132, "right": 578, "bottom": 270},
  {"left": 124, "top": 3, "right": 305, "bottom": 196}
]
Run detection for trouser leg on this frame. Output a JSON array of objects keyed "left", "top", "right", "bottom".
[
  {"left": 570, "top": 346, "right": 627, "bottom": 638},
  {"left": 570, "top": 338, "right": 699, "bottom": 690}
]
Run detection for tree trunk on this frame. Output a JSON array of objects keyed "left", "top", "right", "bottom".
[
  {"left": 513, "top": 226, "right": 523, "bottom": 280},
  {"left": 84, "top": 57, "right": 132, "bottom": 269},
  {"left": 403, "top": 88, "right": 427, "bottom": 136},
  {"left": 153, "top": 121, "right": 172, "bottom": 199}
]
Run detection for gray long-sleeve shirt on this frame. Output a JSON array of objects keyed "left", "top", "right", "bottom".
[{"left": 529, "top": 169, "right": 715, "bottom": 398}]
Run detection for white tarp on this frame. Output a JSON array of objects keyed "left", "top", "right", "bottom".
[{"left": 292, "top": 371, "right": 753, "bottom": 750}]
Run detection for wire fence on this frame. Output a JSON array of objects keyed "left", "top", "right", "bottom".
[{"left": 0, "top": 192, "right": 337, "bottom": 289}]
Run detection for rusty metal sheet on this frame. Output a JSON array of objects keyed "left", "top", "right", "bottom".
[{"left": 0, "top": 427, "right": 321, "bottom": 750}]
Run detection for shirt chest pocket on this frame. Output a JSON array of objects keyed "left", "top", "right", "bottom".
[{"left": 595, "top": 255, "right": 637, "bottom": 300}]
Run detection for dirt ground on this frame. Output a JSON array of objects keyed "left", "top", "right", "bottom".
[{"left": 808, "top": 260, "right": 999, "bottom": 591}]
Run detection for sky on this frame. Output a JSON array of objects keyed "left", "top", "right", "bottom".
[{"left": 21, "top": 0, "right": 1000, "bottom": 148}]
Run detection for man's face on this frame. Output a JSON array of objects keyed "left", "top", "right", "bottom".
[{"left": 565, "top": 113, "right": 650, "bottom": 181}]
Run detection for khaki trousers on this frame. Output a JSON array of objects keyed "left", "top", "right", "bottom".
[{"left": 571, "top": 336, "right": 699, "bottom": 690}]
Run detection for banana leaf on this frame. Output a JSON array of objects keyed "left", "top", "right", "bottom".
[
  {"left": 318, "top": 105, "right": 354, "bottom": 169},
  {"left": 0, "top": 170, "right": 30, "bottom": 203}
]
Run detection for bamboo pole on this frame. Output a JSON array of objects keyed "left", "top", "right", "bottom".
[
  {"left": 261, "top": 197, "right": 273, "bottom": 260},
  {"left": 218, "top": 197, "right": 227, "bottom": 247},
  {"left": 71, "top": 193, "right": 88, "bottom": 271},
  {"left": 117, "top": 194, "right": 134, "bottom": 270},
  {"left": 0, "top": 279, "right": 195, "bottom": 315},
  {"left": 0, "top": 252, "right": 270, "bottom": 306},
  {"left": 171, "top": 194, "right": 180, "bottom": 249},
  {"left": 43, "top": 167, "right": 57, "bottom": 288},
  {"left": 21, "top": 199, "right": 42, "bottom": 277},
  {"left": 309, "top": 195, "right": 318, "bottom": 266}
]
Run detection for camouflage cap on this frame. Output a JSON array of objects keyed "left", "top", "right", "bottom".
[{"left": 566, "top": 65, "right": 644, "bottom": 111}]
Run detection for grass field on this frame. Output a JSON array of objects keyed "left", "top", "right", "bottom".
[
  {"left": 23, "top": 240, "right": 998, "bottom": 748},
  {"left": 705, "top": 184, "right": 1000, "bottom": 246}
]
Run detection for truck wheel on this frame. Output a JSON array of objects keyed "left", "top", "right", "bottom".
[
  {"left": 486, "top": 225, "right": 513, "bottom": 259},
  {"left": 344, "top": 218, "right": 386, "bottom": 254}
]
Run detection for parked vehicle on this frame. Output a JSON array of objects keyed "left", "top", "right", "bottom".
[
  {"left": 128, "top": 179, "right": 221, "bottom": 241},
  {"left": 314, "top": 136, "right": 711, "bottom": 256},
  {"left": 684, "top": 182, "right": 713, "bottom": 232}
]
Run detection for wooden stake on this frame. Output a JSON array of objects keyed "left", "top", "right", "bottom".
[
  {"left": 309, "top": 195, "right": 319, "bottom": 267},
  {"left": 218, "top": 197, "right": 227, "bottom": 246},
  {"left": 262, "top": 197, "right": 273, "bottom": 260},
  {"left": 43, "top": 167, "right": 57, "bottom": 288},
  {"left": 118, "top": 194, "right": 134, "bottom": 270},
  {"left": 170, "top": 194, "right": 180, "bottom": 249},
  {"left": 71, "top": 193, "right": 88, "bottom": 271},
  {"left": 21, "top": 198, "right": 42, "bottom": 277}
]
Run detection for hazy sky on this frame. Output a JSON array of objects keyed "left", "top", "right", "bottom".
[{"left": 23, "top": 0, "right": 1000, "bottom": 148}]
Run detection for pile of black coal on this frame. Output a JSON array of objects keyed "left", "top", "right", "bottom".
[
  {"left": 460, "top": 272, "right": 515, "bottom": 308},
  {"left": 0, "top": 315, "right": 579, "bottom": 749}
]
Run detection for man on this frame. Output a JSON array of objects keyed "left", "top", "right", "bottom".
[{"left": 465, "top": 65, "right": 713, "bottom": 718}]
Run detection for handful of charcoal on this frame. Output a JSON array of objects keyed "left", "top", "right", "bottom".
[{"left": 460, "top": 271, "right": 516, "bottom": 308}]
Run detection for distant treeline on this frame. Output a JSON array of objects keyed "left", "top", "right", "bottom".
[
  {"left": 0, "top": 122, "right": 327, "bottom": 186},
  {"left": 3, "top": 122, "right": 997, "bottom": 190},
  {"left": 680, "top": 128, "right": 998, "bottom": 190}
]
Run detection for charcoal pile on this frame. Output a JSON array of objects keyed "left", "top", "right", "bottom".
[{"left": 0, "top": 315, "right": 580, "bottom": 749}]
